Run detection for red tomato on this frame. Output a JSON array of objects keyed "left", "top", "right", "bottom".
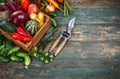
[
  {"left": 27, "top": 4, "right": 39, "bottom": 15},
  {"left": 21, "top": 0, "right": 30, "bottom": 11}
]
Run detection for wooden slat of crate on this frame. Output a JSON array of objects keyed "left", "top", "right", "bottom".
[{"left": 27, "top": 20, "right": 51, "bottom": 51}]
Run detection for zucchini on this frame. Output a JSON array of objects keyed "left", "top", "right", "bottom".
[{"left": 0, "top": 18, "right": 16, "bottom": 33}]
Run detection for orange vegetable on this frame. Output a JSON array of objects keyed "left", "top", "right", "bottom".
[
  {"left": 56, "top": 0, "right": 63, "bottom": 3},
  {"left": 46, "top": 0, "right": 63, "bottom": 11}
]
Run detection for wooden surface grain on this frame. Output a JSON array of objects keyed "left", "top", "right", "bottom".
[{"left": 0, "top": 0, "right": 120, "bottom": 79}]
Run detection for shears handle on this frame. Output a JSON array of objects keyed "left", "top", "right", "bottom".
[
  {"left": 54, "top": 39, "right": 67, "bottom": 56},
  {"left": 49, "top": 36, "right": 61, "bottom": 53}
]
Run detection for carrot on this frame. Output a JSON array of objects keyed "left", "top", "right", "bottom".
[
  {"left": 46, "top": 0, "right": 63, "bottom": 11},
  {"left": 56, "top": 0, "right": 63, "bottom": 3}
]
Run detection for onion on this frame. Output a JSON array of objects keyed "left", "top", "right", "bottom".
[
  {"left": 10, "top": 10, "right": 29, "bottom": 26},
  {"left": 46, "top": 5, "right": 55, "bottom": 13}
]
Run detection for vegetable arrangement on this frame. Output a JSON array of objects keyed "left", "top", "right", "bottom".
[
  {"left": 0, "top": 32, "right": 31, "bottom": 69},
  {"left": 0, "top": 0, "right": 74, "bottom": 68}
]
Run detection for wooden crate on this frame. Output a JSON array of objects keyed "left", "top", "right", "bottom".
[{"left": 0, "top": 14, "right": 51, "bottom": 52}]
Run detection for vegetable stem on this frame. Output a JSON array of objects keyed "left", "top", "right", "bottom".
[{"left": 64, "top": 0, "right": 74, "bottom": 16}]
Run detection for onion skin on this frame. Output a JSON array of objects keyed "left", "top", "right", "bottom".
[{"left": 10, "top": 10, "right": 29, "bottom": 26}]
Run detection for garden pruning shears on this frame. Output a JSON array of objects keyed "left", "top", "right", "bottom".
[{"left": 49, "top": 18, "right": 76, "bottom": 56}]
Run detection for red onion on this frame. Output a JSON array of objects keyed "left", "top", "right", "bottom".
[
  {"left": 10, "top": 10, "right": 29, "bottom": 26},
  {"left": 0, "top": 0, "right": 29, "bottom": 26}
]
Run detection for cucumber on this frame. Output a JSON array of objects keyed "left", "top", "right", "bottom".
[
  {"left": 7, "top": 46, "right": 20, "bottom": 56},
  {"left": 0, "top": 18, "right": 16, "bottom": 33},
  {"left": 0, "top": 56, "right": 10, "bottom": 63},
  {"left": 10, "top": 55, "right": 23, "bottom": 62},
  {"left": 0, "top": 45, "right": 5, "bottom": 55},
  {"left": 16, "top": 52, "right": 31, "bottom": 69}
]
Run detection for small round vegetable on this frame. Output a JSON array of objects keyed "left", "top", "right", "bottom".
[
  {"left": 49, "top": 54, "right": 54, "bottom": 59},
  {"left": 7, "top": 46, "right": 20, "bottom": 56},
  {"left": 46, "top": 5, "right": 55, "bottom": 13},
  {"left": 32, "top": 46, "right": 38, "bottom": 52},
  {"left": 43, "top": 58, "right": 49, "bottom": 64},
  {"left": 39, "top": 56, "right": 44, "bottom": 61},
  {"left": 44, "top": 52, "right": 49, "bottom": 57},
  {"left": 32, "top": 52, "right": 39, "bottom": 58},
  {"left": 49, "top": 58, "right": 54, "bottom": 62},
  {"left": 38, "top": 49, "right": 43, "bottom": 54},
  {"left": 16, "top": 52, "right": 31, "bottom": 69}
]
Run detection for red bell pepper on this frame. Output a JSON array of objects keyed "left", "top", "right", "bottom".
[
  {"left": 12, "top": 32, "right": 33, "bottom": 42},
  {"left": 16, "top": 26, "right": 32, "bottom": 38},
  {"left": 21, "top": 0, "right": 30, "bottom": 11}
]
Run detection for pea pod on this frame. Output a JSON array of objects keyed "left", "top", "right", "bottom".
[
  {"left": 10, "top": 55, "right": 23, "bottom": 62},
  {"left": 0, "top": 56, "right": 10, "bottom": 63},
  {"left": 16, "top": 52, "right": 31, "bottom": 69},
  {"left": 7, "top": 46, "right": 20, "bottom": 56}
]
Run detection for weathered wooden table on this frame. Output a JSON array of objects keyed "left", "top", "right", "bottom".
[{"left": 0, "top": 0, "right": 120, "bottom": 79}]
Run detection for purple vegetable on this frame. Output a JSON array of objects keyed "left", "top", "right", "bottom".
[
  {"left": 0, "top": 0, "right": 29, "bottom": 26},
  {"left": 10, "top": 10, "right": 29, "bottom": 26}
]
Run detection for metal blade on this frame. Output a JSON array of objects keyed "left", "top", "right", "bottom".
[{"left": 67, "top": 18, "right": 76, "bottom": 33}]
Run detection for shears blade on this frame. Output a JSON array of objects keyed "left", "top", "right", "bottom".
[{"left": 67, "top": 18, "right": 76, "bottom": 33}]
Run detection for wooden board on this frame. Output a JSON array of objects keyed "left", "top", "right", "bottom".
[{"left": 0, "top": 0, "right": 120, "bottom": 79}]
